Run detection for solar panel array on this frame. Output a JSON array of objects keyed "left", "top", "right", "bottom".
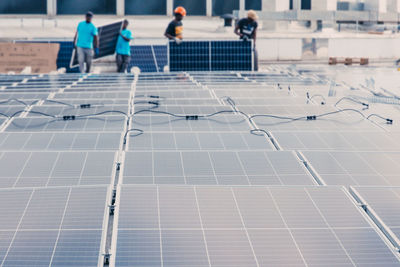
[
  {"left": 0, "top": 65, "right": 399, "bottom": 266},
  {"left": 129, "top": 45, "right": 167, "bottom": 73},
  {"left": 169, "top": 41, "right": 253, "bottom": 71}
]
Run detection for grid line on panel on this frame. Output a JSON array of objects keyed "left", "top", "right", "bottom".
[
  {"left": 265, "top": 188, "right": 309, "bottom": 267},
  {"left": 193, "top": 187, "right": 212, "bottom": 267},
  {"left": 77, "top": 152, "right": 89, "bottom": 186},
  {"left": 0, "top": 190, "right": 35, "bottom": 266},
  {"left": 179, "top": 152, "right": 188, "bottom": 185},
  {"left": 303, "top": 189, "right": 357, "bottom": 267},
  {"left": 45, "top": 152, "right": 61, "bottom": 187},
  {"left": 48, "top": 187, "right": 72, "bottom": 267},
  {"left": 206, "top": 151, "right": 219, "bottom": 185},
  {"left": 235, "top": 151, "right": 252, "bottom": 185},
  {"left": 11, "top": 152, "right": 34, "bottom": 188},
  {"left": 156, "top": 187, "right": 164, "bottom": 267},
  {"left": 230, "top": 188, "right": 260, "bottom": 267}
]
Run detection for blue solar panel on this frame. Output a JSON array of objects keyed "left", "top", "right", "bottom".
[
  {"left": 169, "top": 40, "right": 253, "bottom": 71},
  {"left": 129, "top": 45, "right": 158, "bottom": 72},
  {"left": 128, "top": 45, "right": 167, "bottom": 73},
  {"left": 211, "top": 41, "right": 252, "bottom": 71},
  {"left": 153, "top": 45, "right": 168, "bottom": 72},
  {"left": 169, "top": 41, "right": 209, "bottom": 72}
]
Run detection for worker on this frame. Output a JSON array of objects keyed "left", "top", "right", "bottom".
[
  {"left": 235, "top": 10, "right": 258, "bottom": 71},
  {"left": 74, "top": 12, "right": 99, "bottom": 73},
  {"left": 116, "top": 19, "right": 133, "bottom": 73},
  {"left": 164, "top": 6, "right": 186, "bottom": 44}
]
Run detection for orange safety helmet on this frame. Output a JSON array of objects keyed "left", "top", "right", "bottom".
[{"left": 174, "top": 6, "right": 187, "bottom": 17}]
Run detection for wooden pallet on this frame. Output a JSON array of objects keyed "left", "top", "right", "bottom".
[{"left": 329, "top": 57, "right": 369, "bottom": 65}]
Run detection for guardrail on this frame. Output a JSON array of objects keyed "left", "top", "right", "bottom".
[{"left": 234, "top": 10, "right": 400, "bottom": 23}]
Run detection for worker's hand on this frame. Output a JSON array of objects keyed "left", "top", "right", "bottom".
[
  {"left": 94, "top": 47, "right": 99, "bottom": 56},
  {"left": 174, "top": 38, "right": 182, "bottom": 45}
]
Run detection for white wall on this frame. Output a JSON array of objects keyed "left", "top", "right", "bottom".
[
  {"left": 257, "top": 37, "right": 400, "bottom": 61},
  {"left": 258, "top": 39, "right": 302, "bottom": 60},
  {"left": 328, "top": 38, "right": 400, "bottom": 58}
]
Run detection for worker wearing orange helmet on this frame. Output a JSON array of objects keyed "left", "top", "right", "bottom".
[{"left": 165, "top": 6, "right": 186, "bottom": 44}]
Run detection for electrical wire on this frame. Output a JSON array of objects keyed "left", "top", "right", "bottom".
[
  {"left": 307, "top": 93, "right": 327, "bottom": 105},
  {"left": 335, "top": 97, "right": 369, "bottom": 108},
  {"left": 75, "top": 110, "right": 129, "bottom": 119},
  {"left": 123, "top": 129, "right": 144, "bottom": 144},
  {"left": 0, "top": 98, "right": 28, "bottom": 106}
]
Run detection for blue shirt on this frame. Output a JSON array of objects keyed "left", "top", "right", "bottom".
[
  {"left": 76, "top": 21, "right": 98, "bottom": 49},
  {"left": 116, "top": 29, "right": 133, "bottom": 56}
]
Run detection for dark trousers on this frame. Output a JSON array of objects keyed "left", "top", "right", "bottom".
[
  {"left": 116, "top": 54, "right": 131, "bottom": 73},
  {"left": 253, "top": 48, "right": 258, "bottom": 71}
]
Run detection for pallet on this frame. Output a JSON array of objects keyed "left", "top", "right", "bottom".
[{"left": 329, "top": 57, "right": 369, "bottom": 65}]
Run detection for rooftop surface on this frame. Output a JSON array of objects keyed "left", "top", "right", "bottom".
[{"left": 0, "top": 65, "right": 399, "bottom": 266}]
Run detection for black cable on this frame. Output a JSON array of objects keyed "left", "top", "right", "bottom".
[
  {"left": 133, "top": 109, "right": 187, "bottom": 118},
  {"left": 123, "top": 129, "right": 144, "bottom": 144},
  {"left": 43, "top": 99, "right": 75, "bottom": 108},
  {"left": 250, "top": 114, "right": 303, "bottom": 121},
  {"left": 367, "top": 114, "right": 393, "bottom": 124},
  {"left": 9, "top": 110, "right": 57, "bottom": 119},
  {"left": 308, "top": 93, "right": 327, "bottom": 105},
  {"left": 0, "top": 98, "right": 28, "bottom": 106},
  {"left": 0, "top": 112, "right": 10, "bottom": 118},
  {"left": 75, "top": 110, "right": 129, "bottom": 119},
  {"left": 335, "top": 97, "right": 369, "bottom": 109},
  {"left": 135, "top": 95, "right": 165, "bottom": 100},
  {"left": 134, "top": 101, "right": 160, "bottom": 106},
  {"left": 250, "top": 129, "right": 269, "bottom": 136}
]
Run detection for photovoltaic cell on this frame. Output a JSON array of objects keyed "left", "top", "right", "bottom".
[
  {"left": 122, "top": 151, "right": 314, "bottom": 185},
  {"left": 0, "top": 186, "right": 109, "bottom": 267},
  {"left": 352, "top": 187, "right": 400, "bottom": 243},
  {"left": 169, "top": 41, "right": 252, "bottom": 71},
  {"left": 113, "top": 186, "right": 400, "bottom": 266},
  {"left": 0, "top": 151, "right": 116, "bottom": 188}
]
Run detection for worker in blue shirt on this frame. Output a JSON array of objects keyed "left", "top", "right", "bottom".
[
  {"left": 116, "top": 20, "right": 133, "bottom": 73},
  {"left": 73, "top": 12, "right": 99, "bottom": 73}
]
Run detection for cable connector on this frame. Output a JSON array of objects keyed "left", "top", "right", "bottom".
[
  {"left": 148, "top": 101, "right": 159, "bottom": 106},
  {"left": 362, "top": 103, "right": 369, "bottom": 108},
  {"left": 307, "top": 115, "right": 317, "bottom": 121},
  {"left": 186, "top": 115, "right": 199, "bottom": 120},
  {"left": 386, "top": 119, "right": 393, "bottom": 125},
  {"left": 149, "top": 95, "right": 160, "bottom": 98},
  {"left": 80, "top": 104, "right": 91, "bottom": 109},
  {"left": 63, "top": 115, "right": 76, "bottom": 121}
]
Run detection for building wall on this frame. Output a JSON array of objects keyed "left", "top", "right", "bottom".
[
  {"left": 0, "top": 0, "right": 47, "bottom": 14},
  {"left": 0, "top": 0, "right": 396, "bottom": 15}
]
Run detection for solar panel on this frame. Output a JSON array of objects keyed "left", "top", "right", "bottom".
[
  {"left": 1, "top": 67, "right": 400, "bottom": 266},
  {"left": 122, "top": 151, "right": 314, "bottom": 185},
  {"left": 0, "top": 186, "right": 109, "bottom": 266},
  {"left": 129, "top": 45, "right": 167, "bottom": 73},
  {"left": 70, "top": 21, "right": 123, "bottom": 68},
  {"left": 301, "top": 151, "right": 400, "bottom": 186},
  {"left": 351, "top": 187, "right": 400, "bottom": 246},
  {"left": 112, "top": 186, "right": 400, "bottom": 266},
  {"left": 0, "top": 151, "right": 116, "bottom": 188},
  {"left": 169, "top": 40, "right": 253, "bottom": 71}
]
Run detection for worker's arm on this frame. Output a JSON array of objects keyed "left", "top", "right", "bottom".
[
  {"left": 120, "top": 32, "right": 132, "bottom": 42},
  {"left": 164, "top": 32, "right": 175, "bottom": 40},
  {"left": 94, "top": 35, "right": 99, "bottom": 48},
  {"left": 234, "top": 25, "right": 242, "bottom": 37},
  {"left": 73, "top": 32, "right": 78, "bottom": 48},
  {"left": 253, "top": 28, "right": 257, "bottom": 43}
]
